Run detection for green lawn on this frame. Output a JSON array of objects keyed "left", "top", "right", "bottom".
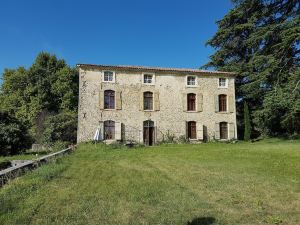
[{"left": 0, "top": 140, "right": 299, "bottom": 225}]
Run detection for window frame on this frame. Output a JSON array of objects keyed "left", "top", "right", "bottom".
[
  {"left": 103, "top": 71, "right": 115, "bottom": 83},
  {"left": 104, "top": 90, "right": 115, "bottom": 109},
  {"left": 142, "top": 73, "right": 155, "bottom": 85},
  {"left": 218, "top": 78, "right": 228, "bottom": 88},
  {"left": 187, "top": 93, "right": 196, "bottom": 112},
  {"left": 143, "top": 91, "right": 153, "bottom": 111},
  {"left": 186, "top": 75, "right": 197, "bottom": 87},
  {"left": 104, "top": 120, "right": 115, "bottom": 140},
  {"left": 219, "top": 94, "right": 227, "bottom": 112},
  {"left": 220, "top": 122, "right": 228, "bottom": 140}
]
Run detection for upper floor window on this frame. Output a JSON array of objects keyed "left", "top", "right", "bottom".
[
  {"left": 103, "top": 71, "right": 115, "bottom": 82},
  {"left": 219, "top": 78, "right": 228, "bottom": 88},
  {"left": 219, "top": 94, "right": 227, "bottom": 112},
  {"left": 144, "top": 92, "right": 153, "bottom": 110},
  {"left": 104, "top": 90, "right": 115, "bottom": 109},
  {"left": 187, "top": 93, "right": 196, "bottom": 111},
  {"left": 143, "top": 73, "right": 154, "bottom": 84},
  {"left": 104, "top": 120, "right": 115, "bottom": 140},
  {"left": 187, "top": 76, "right": 196, "bottom": 86}
]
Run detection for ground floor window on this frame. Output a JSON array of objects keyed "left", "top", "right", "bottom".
[
  {"left": 143, "top": 120, "right": 155, "bottom": 146},
  {"left": 104, "top": 120, "right": 115, "bottom": 140},
  {"left": 220, "top": 122, "right": 228, "bottom": 139},
  {"left": 187, "top": 121, "right": 196, "bottom": 139}
]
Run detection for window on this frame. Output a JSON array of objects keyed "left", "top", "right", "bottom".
[
  {"left": 187, "top": 93, "right": 196, "bottom": 111},
  {"left": 103, "top": 71, "right": 114, "bottom": 82},
  {"left": 219, "top": 94, "right": 227, "bottom": 112},
  {"left": 143, "top": 74, "right": 153, "bottom": 84},
  {"left": 187, "top": 121, "right": 196, "bottom": 139},
  {"left": 220, "top": 122, "right": 228, "bottom": 139},
  {"left": 187, "top": 76, "right": 196, "bottom": 86},
  {"left": 219, "top": 78, "right": 227, "bottom": 88},
  {"left": 144, "top": 92, "right": 153, "bottom": 110},
  {"left": 104, "top": 120, "right": 115, "bottom": 140},
  {"left": 104, "top": 90, "right": 115, "bottom": 109}
]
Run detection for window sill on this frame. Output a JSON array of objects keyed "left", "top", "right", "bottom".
[
  {"left": 218, "top": 86, "right": 228, "bottom": 89},
  {"left": 186, "top": 85, "right": 198, "bottom": 88},
  {"left": 143, "top": 110, "right": 154, "bottom": 112},
  {"left": 186, "top": 111, "right": 198, "bottom": 113},
  {"left": 216, "top": 111, "right": 230, "bottom": 114},
  {"left": 142, "top": 83, "right": 155, "bottom": 86},
  {"left": 103, "top": 109, "right": 116, "bottom": 111}
]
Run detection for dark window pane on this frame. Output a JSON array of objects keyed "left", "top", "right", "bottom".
[
  {"left": 104, "top": 90, "right": 115, "bottom": 109},
  {"left": 187, "top": 93, "right": 196, "bottom": 111},
  {"left": 220, "top": 122, "right": 228, "bottom": 139},
  {"left": 104, "top": 120, "right": 115, "bottom": 140},
  {"left": 187, "top": 121, "right": 196, "bottom": 139},
  {"left": 144, "top": 92, "right": 153, "bottom": 110},
  {"left": 219, "top": 94, "right": 227, "bottom": 112}
]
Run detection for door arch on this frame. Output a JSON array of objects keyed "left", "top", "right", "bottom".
[{"left": 143, "top": 120, "right": 155, "bottom": 146}]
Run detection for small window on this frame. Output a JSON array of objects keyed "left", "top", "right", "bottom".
[
  {"left": 103, "top": 71, "right": 114, "bottom": 82},
  {"left": 219, "top": 94, "right": 227, "bottom": 112},
  {"left": 187, "top": 121, "right": 197, "bottom": 139},
  {"left": 219, "top": 78, "right": 227, "bottom": 88},
  {"left": 104, "top": 90, "right": 115, "bottom": 109},
  {"left": 144, "top": 92, "right": 153, "bottom": 110},
  {"left": 104, "top": 120, "right": 115, "bottom": 140},
  {"left": 187, "top": 76, "right": 196, "bottom": 86},
  {"left": 187, "top": 93, "right": 196, "bottom": 111},
  {"left": 143, "top": 74, "right": 153, "bottom": 84},
  {"left": 220, "top": 122, "right": 228, "bottom": 139}
]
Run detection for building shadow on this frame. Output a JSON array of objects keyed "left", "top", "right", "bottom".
[{"left": 186, "top": 217, "right": 216, "bottom": 225}]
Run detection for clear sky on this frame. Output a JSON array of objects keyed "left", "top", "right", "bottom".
[{"left": 0, "top": 0, "right": 233, "bottom": 81}]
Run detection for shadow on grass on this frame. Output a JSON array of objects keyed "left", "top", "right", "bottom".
[{"left": 186, "top": 217, "right": 216, "bottom": 225}]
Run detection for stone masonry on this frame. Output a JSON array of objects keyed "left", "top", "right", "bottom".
[{"left": 77, "top": 64, "right": 237, "bottom": 144}]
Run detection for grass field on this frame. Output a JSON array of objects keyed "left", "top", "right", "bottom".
[
  {"left": 0, "top": 139, "right": 299, "bottom": 225},
  {"left": 0, "top": 153, "right": 45, "bottom": 164}
]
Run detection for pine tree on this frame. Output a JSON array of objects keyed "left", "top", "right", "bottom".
[{"left": 243, "top": 101, "right": 251, "bottom": 141}]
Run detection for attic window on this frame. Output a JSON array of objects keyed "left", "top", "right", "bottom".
[
  {"left": 187, "top": 76, "right": 196, "bottom": 86},
  {"left": 103, "top": 71, "right": 114, "bottom": 82}
]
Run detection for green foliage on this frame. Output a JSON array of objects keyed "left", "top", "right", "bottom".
[
  {"left": 0, "top": 112, "right": 31, "bottom": 155},
  {"left": 204, "top": 0, "right": 300, "bottom": 137},
  {"left": 243, "top": 101, "right": 251, "bottom": 140},
  {"left": 0, "top": 52, "right": 78, "bottom": 151}
]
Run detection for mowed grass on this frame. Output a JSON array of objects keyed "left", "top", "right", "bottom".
[{"left": 0, "top": 140, "right": 299, "bottom": 225}]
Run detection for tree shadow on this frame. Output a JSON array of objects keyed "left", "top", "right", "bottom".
[{"left": 186, "top": 217, "right": 216, "bottom": 225}]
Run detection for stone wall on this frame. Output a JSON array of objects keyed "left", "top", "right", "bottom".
[{"left": 77, "top": 66, "right": 237, "bottom": 143}]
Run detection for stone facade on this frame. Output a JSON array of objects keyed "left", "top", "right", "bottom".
[{"left": 77, "top": 64, "right": 237, "bottom": 144}]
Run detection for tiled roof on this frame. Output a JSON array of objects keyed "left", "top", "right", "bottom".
[{"left": 76, "top": 64, "right": 236, "bottom": 76}]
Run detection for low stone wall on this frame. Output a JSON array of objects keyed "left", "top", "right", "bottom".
[{"left": 0, "top": 146, "right": 75, "bottom": 187}]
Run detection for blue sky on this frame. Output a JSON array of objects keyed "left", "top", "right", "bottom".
[{"left": 0, "top": 0, "right": 233, "bottom": 81}]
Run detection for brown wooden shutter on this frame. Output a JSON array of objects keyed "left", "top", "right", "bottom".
[
  {"left": 215, "top": 95, "right": 219, "bottom": 112},
  {"left": 196, "top": 123, "right": 203, "bottom": 140},
  {"left": 154, "top": 92, "right": 160, "bottom": 111},
  {"left": 215, "top": 122, "right": 220, "bottom": 140},
  {"left": 228, "top": 95, "right": 234, "bottom": 113},
  {"left": 99, "top": 90, "right": 104, "bottom": 109},
  {"left": 116, "top": 91, "right": 122, "bottom": 110},
  {"left": 197, "top": 93, "right": 203, "bottom": 112},
  {"left": 182, "top": 93, "right": 187, "bottom": 111},
  {"left": 139, "top": 92, "right": 144, "bottom": 111},
  {"left": 229, "top": 123, "right": 235, "bottom": 139}
]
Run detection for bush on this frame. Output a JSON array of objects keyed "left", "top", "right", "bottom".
[{"left": 0, "top": 112, "right": 31, "bottom": 155}]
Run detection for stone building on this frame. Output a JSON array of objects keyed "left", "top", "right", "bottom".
[{"left": 77, "top": 64, "right": 237, "bottom": 145}]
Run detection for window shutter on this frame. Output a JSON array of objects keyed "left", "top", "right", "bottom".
[
  {"left": 115, "top": 122, "right": 122, "bottom": 140},
  {"left": 215, "top": 95, "right": 219, "bottom": 112},
  {"left": 99, "top": 121, "right": 104, "bottom": 140},
  {"left": 116, "top": 91, "right": 122, "bottom": 110},
  {"left": 196, "top": 123, "right": 203, "bottom": 140},
  {"left": 154, "top": 92, "right": 160, "bottom": 111},
  {"left": 197, "top": 93, "right": 203, "bottom": 112},
  {"left": 182, "top": 93, "right": 187, "bottom": 111},
  {"left": 229, "top": 123, "right": 235, "bottom": 139},
  {"left": 185, "top": 121, "right": 188, "bottom": 138},
  {"left": 99, "top": 90, "right": 104, "bottom": 109},
  {"left": 215, "top": 122, "right": 220, "bottom": 140},
  {"left": 139, "top": 92, "right": 144, "bottom": 111},
  {"left": 228, "top": 95, "right": 234, "bottom": 113}
]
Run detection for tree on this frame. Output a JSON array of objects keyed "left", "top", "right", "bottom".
[
  {"left": 243, "top": 101, "right": 251, "bottom": 140},
  {"left": 0, "top": 112, "right": 31, "bottom": 155},
  {"left": 204, "top": 0, "right": 300, "bottom": 137}
]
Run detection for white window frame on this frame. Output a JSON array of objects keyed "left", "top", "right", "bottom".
[
  {"left": 142, "top": 73, "right": 155, "bottom": 85},
  {"left": 218, "top": 78, "right": 228, "bottom": 88},
  {"left": 186, "top": 75, "right": 197, "bottom": 87},
  {"left": 103, "top": 71, "right": 115, "bottom": 83}
]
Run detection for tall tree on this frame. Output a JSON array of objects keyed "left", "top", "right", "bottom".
[
  {"left": 204, "top": 0, "right": 300, "bottom": 136},
  {"left": 243, "top": 101, "right": 251, "bottom": 140}
]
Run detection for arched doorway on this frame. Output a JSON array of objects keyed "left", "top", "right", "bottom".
[{"left": 143, "top": 120, "right": 155, "bottom": 146}]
